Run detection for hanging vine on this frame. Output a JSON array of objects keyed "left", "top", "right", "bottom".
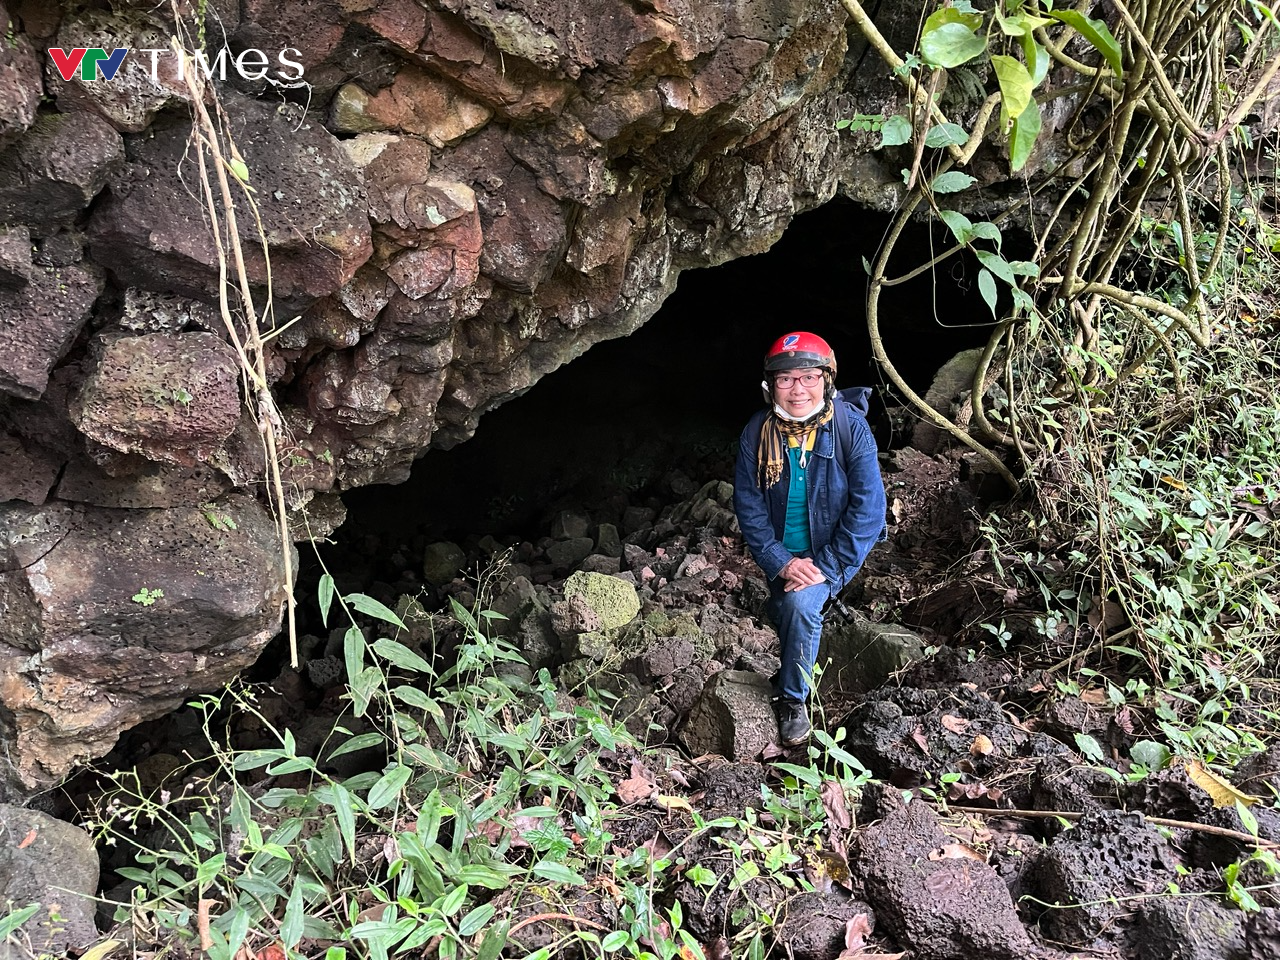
[{"left": 839, "top": 0, "right": 1279, "bottom": 488}]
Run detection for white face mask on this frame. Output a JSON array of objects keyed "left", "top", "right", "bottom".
[{"left": 773, "top": 397, "right": 826, "bottom": 422}]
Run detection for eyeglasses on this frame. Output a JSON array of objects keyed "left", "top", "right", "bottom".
[{"left": 773, "top": 372, "right": 824, "bottom": 388}]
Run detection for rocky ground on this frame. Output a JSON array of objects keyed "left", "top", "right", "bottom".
[{"left": 52, "top": 426, "right": 1280, "bottom": 960}]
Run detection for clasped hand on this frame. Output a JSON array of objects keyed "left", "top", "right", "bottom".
[{"left": 780, "top": 556, "right": 826, "bottom": 592}]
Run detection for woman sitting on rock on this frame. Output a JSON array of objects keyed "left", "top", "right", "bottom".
[{"left": 733, "top": 332, "right": 887, "bottom": 746}]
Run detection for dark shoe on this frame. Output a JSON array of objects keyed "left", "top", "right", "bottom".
[{"left": 777, "top": 699, "right": 811, "bottom": 746}]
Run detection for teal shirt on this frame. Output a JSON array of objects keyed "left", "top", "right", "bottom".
[{"left": 782, "top": 446, "right": 812, "bottom": 553}]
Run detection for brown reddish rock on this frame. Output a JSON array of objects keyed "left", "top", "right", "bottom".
[
  {"left": 0, "top": 258, "right": 103, "bottom": 401},
  {"left": 43, "top": 8, "right": 189, "bottom": 133},
  {"left": 0, "top": 111, "right": 123, "bottom": 229},
  {"left": 416, "top": 7, "right": 574, "bottom": 120},
  {"left": 0, "top": 226, "right": 32, "bottom": 290},
  {"left": 0, "top": 0, "right": 41, "bottom": 150},
  {"left": 0, "top": 495, "right": 290, "bottom": 797},
  {"left": 89, "top": 94, "right": 371, "bottom": 312},
  {"left": 330, "top": 67, "right": 492, "bottom": 146},
  {"left": 851, "top": 790, "right": 1034, "bottom": 959},
  {"left": 69, "top": 332, "right": 242, "bottom": 466}
]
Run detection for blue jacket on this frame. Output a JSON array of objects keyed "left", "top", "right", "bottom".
[{"left": 733, "top": 396, "right": 887, "bottom": 591}]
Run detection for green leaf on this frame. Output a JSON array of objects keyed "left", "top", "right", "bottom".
[
  {"left": 925, "top": 122, "right": 969, "bottom": 148},
  {"left": 368, "top": 764, "right": 412, "bottom": 810},
  {"left": 228, "top": 908, "right": 251, "bottom": 959},
  {"left": 992, "top": 55, "right": 1034, "bottom": 122},
  {"left": 879, "top": 114, "right": 912, "bottom": 147},
  {"left": 968, "top": 221, "right": 1003, "bottom": 247},
  {"left": 686, "top": 865, "right": 717, "bottom": 887},
  {"left": 345, "top": 593, "right": 407, "bottom": 630},
  {"left": 1021, "top": 35, "right": 1050, "bottom": 86},
  {"left": 281, "top": 881, "right": 306, "bottom": 948},
  {"left": 350, "top": 666, "right": 380, "bottom": 718},
  {"left": 1130, "top": 740, "right": 1172, "bottom": 772},
  {"left": 454, "top": 863, "right": 522, "bottom": 889},
  {"left": 327, "top": 732, "right": 385, "bottom": 761},
  {"left": 1010, "top": 99, "right": 1042, "bottom": 172},
  {"left": 318, "top": 573, "right": 335, "bottom": 628},
  {"left": 532, "top": 861, "right": 587, "bottom": 885},
  {"left": 343, "top": 625, "right": 365, "bottom": 692},
  {"left": 939, "top": 209, "right": 974, "bottom": 242},
  {"left": 266, "top": 757, "right": 315, "bottom": 776},
  {"left": 1048, "top": 9, "right": 1124, "bottom": 79},
  {"left": 232, "top": 749, "right": 282, "bottom": 771},
  {"left": 1237, "top": 800, "right": 1259, "bottom": 838},
  {"left": 920, "top": 8, "right": 987, "bottom": 67},
  {"left": 994, "top": 7, "right": 1053, "bottom": 35},
  {"left": 330, "top": 783, "right": 358, "bottom": 862},
  {"left": 1008, "top": 260, "right": 1040, "bottom": 276},
  {"left": 458, "top": 903, "right": 495, "bottom": 937},
  {"left": 772, "top": 762, "right": 821, "bottom": 787},
  {"left": 371, "top": 638, "right": 434, "bottom": 675},
  {"left": 1010, "top": 286, "right": 1037, "bottom": 316},
  {"left": 1074, "top": 732, "right": 1107, "bottom": 764},
  {"left": 477, "top": 922, "right": 510, "bottom": 960},
  {"left": 0, "top": 904, "right": 41, "bottom": 939},
  {"left": 602, "top": 931, "right": 631, "bottom": 951},
  {"left": 978, "top": 269, "right": 998, "bottom": 316},
  {"left": 440, "top": 884, "right": 469, "bottom": 917},
  {"left": 392, "top": 685, "right": 444, "bottom": 717},
  {"left": 975, "top": 250, "right": 1017, "bottom": 284},
  {"left": 930, "top": 171, "right": 977, "bottom": 194}
]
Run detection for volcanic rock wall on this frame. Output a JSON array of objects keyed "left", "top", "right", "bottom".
[{"left": 0, "top": 0, "right": 997, "bottom": 795}]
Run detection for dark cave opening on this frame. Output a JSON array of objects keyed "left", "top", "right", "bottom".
[{"left": 331, "top": 197, "right": 1001, "bottom": 558}]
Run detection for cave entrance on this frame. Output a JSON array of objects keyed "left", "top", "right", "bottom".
[{"left": 314, "top": 197, "right": 996, "bottom": 605}]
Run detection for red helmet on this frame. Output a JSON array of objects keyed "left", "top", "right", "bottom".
[{"left": 763, "top": 331, "right": 836, "bottom": 375}]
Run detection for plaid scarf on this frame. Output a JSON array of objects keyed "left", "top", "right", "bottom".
[{"left": 757, "top": 401, "right": 834, "bottom": 490}]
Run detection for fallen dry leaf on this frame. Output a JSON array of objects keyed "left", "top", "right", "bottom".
[
  {"left": 382, "top": 833, "right": 401, "bottom": 864},
  {"left": 17, "top": 829, "right": 36, "bottom": 849},
  {"left": 640, "top": 832, "right": 674, "bottom": 859},
  {"left": 654, "top": 794, "right": 695, "bottom": 815},
  {"left": 970, "top": 734, "right": 994, "bottom": 756},
  {"left": 947, "top": 780, "right": 1004, "bottom": 803},
  {"left": 940, "top": 714, "right": 970, "bottom": 734},
  {"left": 77, "top": 940, "right": 123, "bottom": 960},
  {"left": 821, "top": 779, "right": 853, "bottom": 831},
  {"left": 256, "top": 946, "right": 287, "bottom": 960},
  {"left": 911, "top": 725, "right": 930, "bottom": 754},
  {"left": 618, "top": 774, "right": 656, "bottom": 804},
  {"left": 841, "top": 913, "right": 873, "bottom": 954},
  {"left": 928, "top": 843, "right": 985, "bottom": 862},
  {"left": 1185, "top": 758, "right": 1261, "bottom": 808},
  {"left": 1115, "top": 704, "right": 1136, "bottom": 734}
]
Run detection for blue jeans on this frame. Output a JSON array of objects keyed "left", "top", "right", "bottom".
[{"left": 767, "top": 574, "right": 840, "bottom": 702}]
